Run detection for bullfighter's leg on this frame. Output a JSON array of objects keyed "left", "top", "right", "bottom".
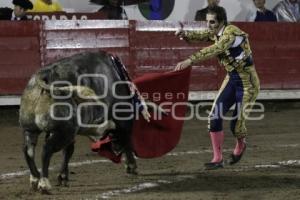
[
  {"left": 229, "top": 67, "right": 260, "bottom": 165},
  {"left": 206, "top": 75, "right": 235, "bottom": 170},
  {"left": 23, "top": 130, "right": 41, "bottom": 191},
  {"left": 57, "top": 141, "right": 75, "bottom": 187}
]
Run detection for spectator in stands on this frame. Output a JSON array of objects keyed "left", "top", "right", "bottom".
[
  {"left": 273, "top": 0, "right": 300, "bottom": 22},
  {"left": 0, "top": 0, "right": 33, "bottom": 20},
  {"left": 175, "top": 6, "right": 260, "bottom": 170},
  {"left": 29, "top": 0, "right": 62, "bottom": 12},
  {"left": 195, "top": 0, "right": 220, "bottom": 21},
  {"left": 246, "top": 0, "right": 277, "bottom": 22},
  {"left": 96, "top": 0, "right": 127, "bottom": 19}
]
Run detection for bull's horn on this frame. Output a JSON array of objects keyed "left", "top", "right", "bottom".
[
  {"left": 35, "top": 74, "right": 52, "bottom": 91},
  {"left": 35, "top": 73, "right": 101, "bottom": 102},
  {"left": 35, "top": 73, "right": 68, "bottom": 93},
  {"left": 59, "top": 86, "right": 96, "bottom": 98},
  {"left": 58, "top": 86, "right": 104, "bottom": 103}
]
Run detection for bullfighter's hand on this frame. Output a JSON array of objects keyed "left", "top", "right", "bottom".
[
  {"left": 142, "top": 108, "right": 151, "bottom": 122},
  {"left": 175, "top": 59, "right": 192, "bottom": 71}
]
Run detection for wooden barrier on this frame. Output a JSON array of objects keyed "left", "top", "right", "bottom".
[
  {"left": 0, "top": 20, "right": 300, "bottom": 99},
  {"left": 235, "top": 22, "right": 300, "bottom": 89},
  {"left": 0, "top": 21, "right": 41, "bottom": 95}
]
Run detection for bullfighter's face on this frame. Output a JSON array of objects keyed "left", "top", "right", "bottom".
[{"left": 206, "top": 13, "right": 223, "bottom": 35}]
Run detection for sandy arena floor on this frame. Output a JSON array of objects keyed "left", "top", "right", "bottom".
[{"left": 0, "top": 101, "right": 299, "bottom": 200}]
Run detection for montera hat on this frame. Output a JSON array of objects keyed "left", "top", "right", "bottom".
[{"left": 12, "top": 0, "right": 33, "bottom": 10}]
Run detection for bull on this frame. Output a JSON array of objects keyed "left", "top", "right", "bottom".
[{"left": 19, "top": 51, "right": 148, "bottom": 193}]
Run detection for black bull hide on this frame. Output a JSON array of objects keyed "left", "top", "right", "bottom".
[{"left": 19, "top": 51, "right": 138, "bottom": 193}]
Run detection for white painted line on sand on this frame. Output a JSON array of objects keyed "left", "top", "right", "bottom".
[
  {"left": 0, "top": 159, "right": 110, "bottom": 180},
  {"left": 94, "top": 176, "right": 194, "bottom": 200},
  {"left": 1, "top": 142, "right": 299, "bottom": 199},
  {"left": 95, "top": 159, "right": 300, "bottom": 199},
  {"left": 1, "top": 143, "right": 299, "bottom": 180}
]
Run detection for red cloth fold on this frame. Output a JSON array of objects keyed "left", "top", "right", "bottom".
[
  {"left": 132, "top": 67, "right": 192, "bottom": 158},
  {"left": 91, "top": 67, "right": 191, "bottom": 161},
  {"left": 90, "top": 136, "right": 122, "bottom": 163}
]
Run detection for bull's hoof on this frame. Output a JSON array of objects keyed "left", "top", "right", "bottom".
[
  {"left": 40, "top": 189, "right": 52, "bottom": 195},
  {"left": 126, "top": 164, "right": 138, "bottom": 175},
  {"left": 30, "top": 175, "right": 39, "bottom": 191},
  {"left": 38, "top": 177, "right": 52, "bottom": 194},
  {"left": 56, "top": 174, "right": 69, "bottom": 187},
  {"left": 126, "top": 168, "right": 138, "bottom": 175},
  {"left": 30, "top": 182, "right": 39, "bottom": 192}
]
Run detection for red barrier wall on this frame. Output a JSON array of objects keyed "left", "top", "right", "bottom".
[
  {"left": 0, "top": 20, "right": 300, "bottom": 95},
  {"left": 235, "top": 22, "right": 300, "bottom": 89},
  {"left": 41, "top": 20, "right": 133, "bottom": 74},
  {"left": 131, "top": 21, "right": 219, "bottom": 91},
  {"left": 0, "top": 21, "right": 41, "bottom": 95}
]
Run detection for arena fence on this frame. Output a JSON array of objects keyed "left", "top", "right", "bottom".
[{"left": 0, "top": 19, "right": 300, "bottom": 104}]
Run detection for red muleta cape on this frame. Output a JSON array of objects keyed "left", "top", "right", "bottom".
[{"left": 91, "top": 67, "right": 191, "bottom": 162}]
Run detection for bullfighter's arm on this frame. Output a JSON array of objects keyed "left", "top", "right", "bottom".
[
  {"left": 189, "top": 29, "right": 235, "bottom": 63},
  {"left": 184, "top": 29, "right": 214, "bottom": 42},
  {"left": 176, "top": 28, "right": 214, "bottom": 42}
]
